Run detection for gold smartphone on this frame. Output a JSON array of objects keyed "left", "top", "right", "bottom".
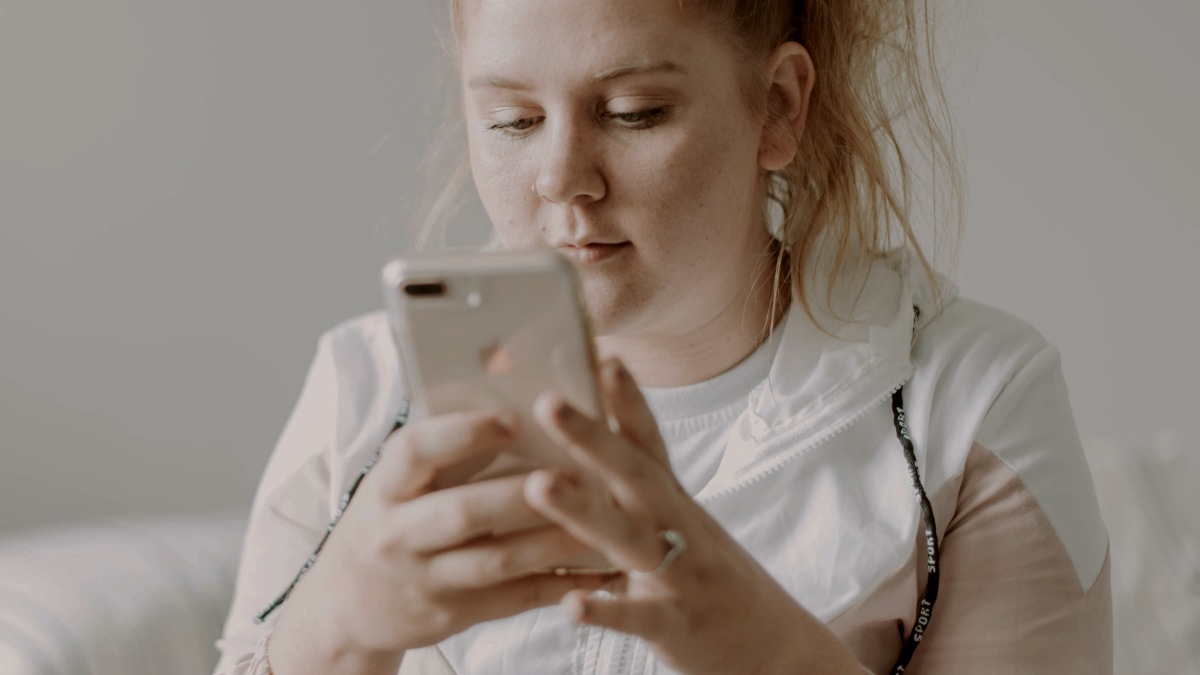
[{"left": 381, "top": 248, "right": 604, "bottom": 490}]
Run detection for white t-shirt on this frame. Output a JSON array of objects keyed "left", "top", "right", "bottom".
[{"left": 641, "top": 324, "right": 782, "bottom": 496}]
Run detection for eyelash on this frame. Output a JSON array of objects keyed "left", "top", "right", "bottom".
[
  {"left": 489, "top": 117, "right": 543, "bottom": 134},
  {"left": 604, "top": 107, "right": 669, "bottom": 128},
  {"left": 488, "top": 107, "right": 670, "bottom": 136}
]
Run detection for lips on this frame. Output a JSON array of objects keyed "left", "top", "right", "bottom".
[{"left": 556, "top": 242, "right": 630, "bottom": 266}]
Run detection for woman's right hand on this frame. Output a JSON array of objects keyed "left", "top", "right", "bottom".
[{"left": 267, "top": 410, "right": 611, "bottom": 674}]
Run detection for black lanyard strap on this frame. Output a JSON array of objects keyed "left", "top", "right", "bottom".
[
  {"left": 255, "top": 401, "right": 410, "bottom": 624},
  {"left": 888, "top": 385, "right": 942, "bottom": 673}
]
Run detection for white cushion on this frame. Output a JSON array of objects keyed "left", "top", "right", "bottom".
[{"left": 0, "top": 512, "right": 246, "bottom": 675}]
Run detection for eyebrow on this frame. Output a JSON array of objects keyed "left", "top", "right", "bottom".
[
  {"left": 591, "top": 60, "right": 687, "bottom": 84},
  {"left": 467, "top": 60, "right": 687, "bottom": 90}
]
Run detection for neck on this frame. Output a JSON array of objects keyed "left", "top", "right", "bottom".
[{"left": 595, "top": 255, "right": 791, "bottom": 388}]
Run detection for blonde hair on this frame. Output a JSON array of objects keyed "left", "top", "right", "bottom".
[{"left": 414, "top": 0, "right": 961, "bottom": 323}]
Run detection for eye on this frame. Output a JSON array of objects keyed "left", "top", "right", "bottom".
[
  {"left": 488, "top": 116, "right": 544, "bottom": 136},
  {"left": 603, "top": 107, "right": 670, "bottom": 129}
]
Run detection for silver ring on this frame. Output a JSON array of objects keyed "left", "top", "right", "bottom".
[{"left": 640, "top": 529, "right": 686, "bottom": 576}]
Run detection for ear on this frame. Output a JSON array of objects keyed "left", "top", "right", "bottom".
[{"left": 757, "top": 42, "right": 816, "bottom": 171}]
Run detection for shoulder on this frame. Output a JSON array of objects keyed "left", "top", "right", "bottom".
[
  {"left": 314, "top": 310, "right": 408, "bottom": 487},
  {"left": 317, "top": 306, "right": 405, "bottom": 405},
  {"left": 901, "top": 287, "right": 1065, "bottom": 457},
  {"left": 910, "top": 295, "right": 1108, "bottom": 590},
  {"left": 319, "top": 309, "right": 397, "bottom": 369},
  {"left": 909, "top": 293, "right": 1065, "bottom": 455},
  {"left": 915, "top": 295, "right": 1055, "bottom": 395}
]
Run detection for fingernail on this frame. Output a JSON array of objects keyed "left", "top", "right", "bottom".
[
  {"left": 608, "top": 359, "right": 628, "bottom": 383},
  {"left": 555, "top": 400, "right": 575, "bottom": 421},
  {"left": 548, "top": 475, "right": 565, "bottom": 498},
  {"left": 548, "top": 471, "right": 579, "bottom": 498},
  {"left": 496, "top": 412, "right": 518, "bottom": 435}
]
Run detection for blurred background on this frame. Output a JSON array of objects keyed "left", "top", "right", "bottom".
[{"left": 1, "top": 0, "right": 1197, "bottom": 673}]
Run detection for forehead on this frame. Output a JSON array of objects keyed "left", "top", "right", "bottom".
[{"left": 457, "top": 0, "right": 720, "bottom": 80}]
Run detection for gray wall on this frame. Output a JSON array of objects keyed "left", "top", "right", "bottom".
[{"left": 1, "top": 0, "right": 1196, "bottom": 532}]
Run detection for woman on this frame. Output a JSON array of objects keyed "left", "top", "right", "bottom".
[{"left": 215, "top": 0, "right": 1112, "bottom": 673}]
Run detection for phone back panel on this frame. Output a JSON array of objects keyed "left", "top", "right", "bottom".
[{"left": 382, "top": 250, "right": 601, "bottom": 487}]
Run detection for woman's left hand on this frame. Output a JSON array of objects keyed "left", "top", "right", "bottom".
[{"left": 525, "top": 358, "right": 864, "bottom": 675}]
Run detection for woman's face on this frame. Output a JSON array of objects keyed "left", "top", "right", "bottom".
[{"left": 459, "top": 0, "right": 777, "bottom": 337}]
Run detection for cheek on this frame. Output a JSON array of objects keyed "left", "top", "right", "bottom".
[
  {"left": 468, "top": 133, "right": 539, "bottom": 245},
  {"left": 619, "top": 124, "right": 757, "bottom": 254}
]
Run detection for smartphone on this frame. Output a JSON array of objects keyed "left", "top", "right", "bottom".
[{"left": 381, "top": 248, "right": 604, "bottom": 490}]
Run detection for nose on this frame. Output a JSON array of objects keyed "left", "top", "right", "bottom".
[{"left": 533, "top": 118, "right": 606, "bottom": 205}]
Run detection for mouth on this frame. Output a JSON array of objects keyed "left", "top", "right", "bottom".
[{"left": 555, "top": 242, "right": 631, "bottom": 266}]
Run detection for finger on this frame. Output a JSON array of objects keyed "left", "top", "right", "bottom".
[
  {"left": 524, "top": 469, "right": 664, "bottom": 573},
  {"left": 532, "top": 392, "right": 660, "bottom": 511},
  {"left": 561, "top": 589, "right": 670, "bottom": 640},
  {"left": 398, "top": 474, "right": 548, "bottom": 552},
  {"left": 377, "top": 410, "right": 518, "bottom": 500},
  {"left": 598, "top": 358, "right": 670, "bottom": 468},
  {"left": 424, "top": 524, "right": 593, "bottom": 590},
  {"left": 457, "top": 572, "right": 617, "bottom": 627}
]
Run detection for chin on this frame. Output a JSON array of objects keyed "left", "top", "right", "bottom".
[
  {"left": 576, "top": 257, "right": 666, "bottom": 338},
  {"left": 582, "top": 299, "right": 624, "bottom": 338},
  {"left": 578, "top": 279, "right": 622, "bottom": 335},
  {"left": 582, "top": 290, "right": 655, "bottom": 339}
]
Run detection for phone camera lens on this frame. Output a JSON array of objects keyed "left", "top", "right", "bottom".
[{"left": 403, "top": 282, "right": 446, "bottom": 297}]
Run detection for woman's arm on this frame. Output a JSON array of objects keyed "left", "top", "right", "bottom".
[
  {"left": 909, "top": 347, "right": 1112, "bottom": 673},
  {"left": 214, "top": 327, "right": 612, "bottom": 675}
]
